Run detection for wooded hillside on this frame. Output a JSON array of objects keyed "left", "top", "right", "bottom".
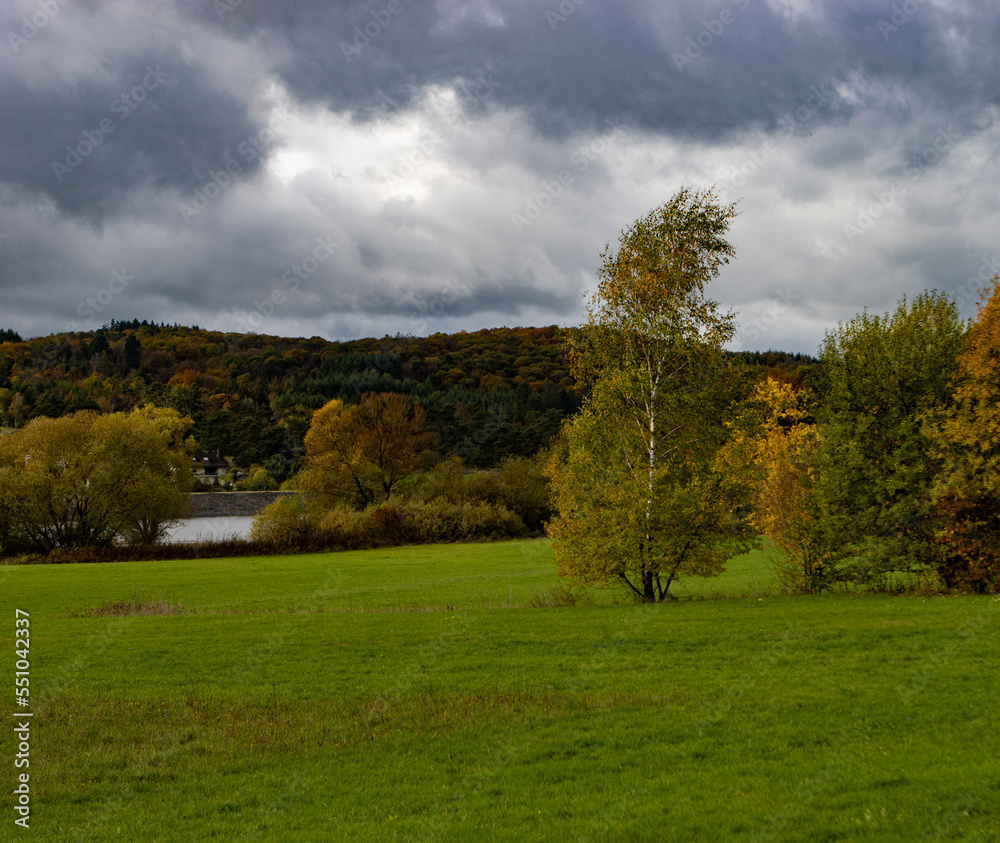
[{"left": 0, "top": 320, "right": 813, "bottom": 470}]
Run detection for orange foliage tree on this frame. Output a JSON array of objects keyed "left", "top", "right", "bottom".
[{"left": 925, "top": 277, "right": 1000, "bottom": 591}]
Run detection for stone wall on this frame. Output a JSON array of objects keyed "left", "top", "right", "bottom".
[{"left": 185, "top": 491, "right": 299, "bottom": 518}]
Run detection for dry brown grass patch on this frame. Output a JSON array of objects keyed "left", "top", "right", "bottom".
[{"left": 79, "top": 593, "right": 187, "bottom": 617}]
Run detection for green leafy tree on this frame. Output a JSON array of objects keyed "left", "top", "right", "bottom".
[
  {"left": 123, "top": 333, "right": 143, "bottom": 372},
  {"left": 497, "top": 454, "right": 552, "bottom": 533},
  {"left": 115, "top": 405, "right": 196, "bottom": 544},
  {"left": 301, "top": 393, "right": 430, "bottom": 508},
  {"left": 354, "top": 392, "right": 432, "bottom": 500},
  {"left": 8, "top": 392, "right": 25, "bottom": 428},
  {"left": 717, "top": 377, "right": 838, "bottom": 591},
  {"left": 0, "top": 406, "right": 193, "bottom": 552},
  {"left": 808, "top": 291, "right": 966, "bottom": 585},
  {"left": 263, "top": 453, "right": 291, "bottom": 483},
  {"left": 87, "top": 331, "right": 110, "bottom": 358},
  {"left": 547, "top": 188, "right": 754, "bottom": 602},
  {"left": 241, "top": 468, "right": 277, "bottom": 491}
]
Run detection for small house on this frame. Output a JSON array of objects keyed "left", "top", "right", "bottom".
[{"left": 191, "top": 449, "right": 229, "bottom": 483}]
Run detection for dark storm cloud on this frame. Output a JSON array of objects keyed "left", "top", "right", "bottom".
[
  {"left": 190, "top": 0, "right": 1000, "bottom": 141},
  {"left": 0, "top": 0, "right": 998, "bottom": 350},
  {"left": 3, "top": 0, "right": 996, "bottom": 225},
  {"left": 0, "top": 52, "right": 262, "bottom": 221}
]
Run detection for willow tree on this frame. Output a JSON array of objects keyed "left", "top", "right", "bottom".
[
  {"left": 0, "top": 406, "right": 193, "bottom": 553},
  {"left": 547, "top": 187, "right": 755, "bottom": 602}
]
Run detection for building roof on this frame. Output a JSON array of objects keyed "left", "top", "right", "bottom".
[{"left": 191, "top": 449, "right": 229, "bottom": 471}]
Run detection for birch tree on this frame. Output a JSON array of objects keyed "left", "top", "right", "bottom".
[{"left": 547, "top": 188, "right": 754, "bottom": 601}]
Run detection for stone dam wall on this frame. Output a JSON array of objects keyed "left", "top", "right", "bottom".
[{"left": 184, "top": 491, "right": 299, "bottom": 518}]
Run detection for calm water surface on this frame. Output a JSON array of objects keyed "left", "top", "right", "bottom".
[{"left": 164, "top": 516, "right": 255, "bottom": 543}]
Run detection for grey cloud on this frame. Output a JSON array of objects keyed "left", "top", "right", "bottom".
[
  {"left": 0, "top": 57, "right": 263, "bottom": 221},
  {"left": 1, "top": 0, "right": 998, "bottom": 354},
  {"left": 180, "top": 0, "right": 1000, "bottom": 141}
]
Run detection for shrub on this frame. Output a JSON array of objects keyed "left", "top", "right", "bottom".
[
  {"left": 250, "top": 496, "right": 313, "bottom": 544},
  {"left": 370, "top": 505, "right": 407, "bottom": 544},
  {"left": 317, "top": 500, "right": 527, "bottom": 545},
  {"left": 497, "top": 455, "right": 552, "bottom": 533},
  {"left": 403, "top": 454, "right": 552, "bottom": 534},
  {"left": 318, "top": 507, "right": 373, "bottom": 542},
  {"left": 403, "top": 501, "right": 527, "bottom": 543},
  {"left": 241, "top": 468, "right": 277, "bottom": 491}
]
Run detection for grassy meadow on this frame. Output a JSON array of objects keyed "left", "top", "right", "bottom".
[{"left": 2, "top": 540, "right": 999, "bottom": 841}]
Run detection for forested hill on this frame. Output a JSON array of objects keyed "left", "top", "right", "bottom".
[{"left": 0, "top": 321, "right": 815, "bottom": 470}]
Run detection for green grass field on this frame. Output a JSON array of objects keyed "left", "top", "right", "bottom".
[{"left": 2, "top": 540, "right": 998, "bottom": 841}]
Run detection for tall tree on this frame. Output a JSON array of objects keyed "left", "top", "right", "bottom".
[
  {"left": 718, "top": 378, "right": 833, "bottom": 591},
  {"left": 302, "top": 392, "right": 430, "bottom": 508},
  {"left": 547, "top": 188, "right": 754, "bottom": 602},
  {"left": 301, "top": 399, "right": 369, "bottom": 508},
  {"left": 123, "top": 333, "right": 143, "bottom": 372},
  {"left": 353, "top": 392, "right": 430, "bottom": 500},
  {"left": 924, "top": 277, "right": 1000, "bottom": 591},
  {"left": 115, "top": 405, "right": 196, "bottom": 545},
  {"left": 810, "top": 291, "right": 966, "bottom": 584}
]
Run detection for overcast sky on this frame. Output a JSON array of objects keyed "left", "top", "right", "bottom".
[{"left": 1, "top": 0, "right": 997, "bottom": 353}]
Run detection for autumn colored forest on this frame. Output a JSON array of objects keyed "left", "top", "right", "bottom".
[{"left": 0, "top": 320, "right": 812, "bottom": 474}]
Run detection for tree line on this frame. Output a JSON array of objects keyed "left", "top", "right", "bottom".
[
  {"left": 0, "top": 324, "right": 589, "bottom": 471},
  {"left": 6, "top": 188, "right": 993, "bottom": 595},
  {"left": 546, "top": 188, "right": 1000, "bottom": 597},
  {"left": 0, "top": 318, "right": 809, "bottom": 476}
]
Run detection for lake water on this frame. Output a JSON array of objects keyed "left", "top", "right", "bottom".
[{"left": 164, "top": 516, "right": 256, "bottom": 544}]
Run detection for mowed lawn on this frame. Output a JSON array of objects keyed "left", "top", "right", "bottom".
[{"left": 1, "top": 540, "right": 998, "bottom": 841}]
